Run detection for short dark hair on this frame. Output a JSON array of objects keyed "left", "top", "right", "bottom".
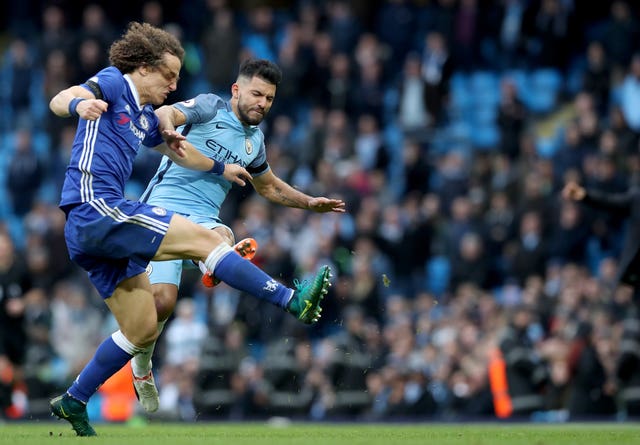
[
  {"left": 238, "top": 58, "right": 282, "bottom": 85},
  {"left": 109, "top": 22, "right": 185, "bottom": 74}
]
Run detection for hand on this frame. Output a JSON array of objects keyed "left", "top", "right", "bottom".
[
  {"left": 76, "top": 99, "right": 108, "bottom": 121},
  {"left": 222, "top": 163, "right": 252, "bottom": 186},
  {"left": 308, "top": 197, "right": 346, "bottom": 213},
  {"left": 162, "top": 129, "right": 187, "bottom": 157},
  {"left": 561, "top": 181, "right": 586, "bottom": 201}
]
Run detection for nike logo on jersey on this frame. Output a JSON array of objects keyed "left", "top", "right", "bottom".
[{"left": 215, "top": 123, "right": 228, "bottom": 129}]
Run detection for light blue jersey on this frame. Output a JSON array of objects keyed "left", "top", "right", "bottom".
[
  {"left": 141, "top": 94, "right": 270, "bottom": 286},
  {"left": 141, "top": 94, "right": 269, "bottom": 221}
]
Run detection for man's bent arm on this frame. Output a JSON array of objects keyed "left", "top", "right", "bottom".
[
  {"left": 49, "top": 86, "right": 96, "bottom": 117},
  {"left": 252, "top": 170, "right": 312, "bottom": 209},
  {"left": 155, "top": 105, "right": 187, "bottom": 133}
]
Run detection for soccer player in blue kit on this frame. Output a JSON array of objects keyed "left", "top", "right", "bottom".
[
  {"left": 47, "top": 22, "right": 331, "bottom": 436},
  {"left": 129, "top": 58, "right": 345, "bottom": 413}
]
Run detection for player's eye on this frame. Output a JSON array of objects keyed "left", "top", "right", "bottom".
[{"left": 155, "top": 64, "right": 179, "bottom": 82}]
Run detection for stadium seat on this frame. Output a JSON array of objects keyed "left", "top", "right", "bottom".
[
  {"left": 470, "top": 123, "right": 500, "bottom": 150},
  {"left": 536, "top": 136, "right": 559, "bottom": 158},
  {"left": 469, "top": 71, "right": 501, "bottom": 109},
  {"left": 261, "top": 337, "right": 313, "bottom": 416},
  {"left": 449, "top": 72, "right": 471, "bottom": 114},
  {"left": 192, "top": 335, "right": 242, "bottom": 417},
  {"left": 525, "top": 68, "right": 564, "bottom": 114},
  {"left": 501, "top": 69, "right": 528, "bottom": 94},
  {"left": 323, "top": 337, "right": 372, "bottom": 417},
  {"left": 425, "top": 255, "right": 450, "bottom": 297}
]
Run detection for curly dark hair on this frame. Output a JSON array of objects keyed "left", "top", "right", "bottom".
[
  {"left": 238, "top": 58, "right": 282, "bottom": 86},
  {"left": 108, "top": 22, "right": 185, "bottom": 74}
]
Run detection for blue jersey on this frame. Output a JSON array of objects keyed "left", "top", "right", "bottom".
[
  {"left": 60, "top": 66, "right": 164, "bottom": 212},
  {"left": 57, "top": 66, "right": 172, "bottom": 299},
  {"left": 141, "top": 94, "right": 269, "bottom": 220}
]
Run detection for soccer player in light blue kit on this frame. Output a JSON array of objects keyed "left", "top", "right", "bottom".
[
  {"left": 130, "top": 58, "right": 345, "bottom": 412},
  {"left": 47, "top": 23, "right": 331, "bottom": 436}
]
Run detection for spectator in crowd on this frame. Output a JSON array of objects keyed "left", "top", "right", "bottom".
[
  {"left": 450, "top": 0, "right": 483, "bottom": 72},
  {"left": 618, "top": 53, "right": 640, "bottom": 134},
  {"left": 49, "top": 281, "right": 102, "bottom": 382},
  {"left": 0, "top": 231, "right": 33, "bottom": 417},
  {"left": 566, "top": 321, "right": 617, "bottom": 419},
  {"left": 492, "top": 0, "right": 528, "bottom": 70},
  {"left": 396, "top": 53, "right": 431, "bottom": 138},
  {"left": 6, "top": 128, "right": 45, "bottom": 217},
  {"left": 420, "top": 31, "right": 453, "bottom": 127},
  {"left": 547, "top": 200, "right": 590, "bottom": 265},
  {"left": 600, "top": 0, "right": 640, "bottom": 80},
  {"left": 75, "top": 3, "right": 116, "bottom": 57},
  {"left": 36, "top": 4, "right": 74, "bottom": 64},
  {"left": 496, "top": 76, "right": 527, "bottom": 160},
  {"left": 505, "top": 210, "right": 549, "bottom": 286},
  {"left": 497, "top": 305, "right": 549, "bottom": 417},
  {"left": 374, "top": 0, "right": 416, "bottom": 72},
  {"left": 70, "top": 38, "right": 108, "bottom": 86},
  {"left": 200, "top": 6, "right": 241, "bottom": 96},
  {"left": 0, "top": 38, "right": 40, "bottom": 130},
  {"left": 524, "top": 0, "right": 574, "bottom": 71},
  {"left": 616, "top": 317, "right": 640, "bottom": 417},
  {"left": 158, "top": 298, "right": 208, "bottom": 419},
  {"left": 581, "top": 40, "right": 612, "bottom": 117},
  {"left": 562, "top": 180, "right": 640, "bottom": 308}
]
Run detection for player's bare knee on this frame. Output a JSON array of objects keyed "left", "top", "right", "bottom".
[
  {"left": 154, "top": 294, "right": 176, "bottom": 321},
  {"left": 123, "top": 317, "right": 159, "bottom": 346},
  {"left": 214, "top": 227, "right": 234, "bottom": 246},
  {"left": 136, "top": 323, "right": 160, "bottom": 346},
  {"left": 152, "top": 284, "right": 178, "bottom": 321},
  {"left": 205, "top": 228, "right": 225, "bottom": 244}
]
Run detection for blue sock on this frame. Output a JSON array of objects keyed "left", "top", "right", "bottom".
[
  {"left": 68, "top": 336, "right": 132, "bottom": 403},
  {"left": 214, "top": 252, "right": 292, "bottom": 308}
]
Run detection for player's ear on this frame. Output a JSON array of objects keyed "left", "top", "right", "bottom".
[{"left": 231, "top": 83, "right": 239, "bottom": 99}]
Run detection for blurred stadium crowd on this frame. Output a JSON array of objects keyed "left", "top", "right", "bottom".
[{"left": 0, "top": 0, "right": 640, "bottom": 423}]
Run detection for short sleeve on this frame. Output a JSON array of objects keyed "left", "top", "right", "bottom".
[
  {"left": 173, "top": 94, "right": 226, "bottom": 124},
  {"left": 80, "top": 66, "right": 125, "bottom": 103}
]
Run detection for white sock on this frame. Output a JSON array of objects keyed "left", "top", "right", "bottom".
[
  {"left": 130, "top": 320, "right": 167, "bottom": 377},
  {"left": 112, "top": 330, "right": 145, "bottom": 355},
  {"left": 203, "top": 244, "right": 233, "bottom": 274}
]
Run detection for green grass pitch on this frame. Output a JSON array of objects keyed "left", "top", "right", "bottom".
[{"left": 0, "top": 421, "right": 638, "bottom": 444}]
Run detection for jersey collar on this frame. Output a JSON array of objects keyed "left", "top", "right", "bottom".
[{"left": 123, "top": 74, "right": 142, "bottom": 111}]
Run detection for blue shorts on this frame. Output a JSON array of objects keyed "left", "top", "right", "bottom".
[
  {"left": 147, "top": 216, "right": 231, "bottom": 287},
  {"left": 64, "top": 198, "right": 174, "bottom": 299}
]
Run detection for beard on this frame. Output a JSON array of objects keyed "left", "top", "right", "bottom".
[{"left": 237, "top": 101, "right": 264, "bottom": 126}]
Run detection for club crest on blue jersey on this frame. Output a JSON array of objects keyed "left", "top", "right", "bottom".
[
  {"left": 245, "top": 138, "right": 253, "bottom": 155},
  {"left": 180, "top": 99, "right": 196, "bottom": 107},
  {"left": 139, "top": 115, "right": 149, "bottom": 130},
  {"left": 145, "top": 263, "right": 153, "bottom": 276},
  {"left": 152, "top": 206, "right": 167, "bottom": 216}
]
